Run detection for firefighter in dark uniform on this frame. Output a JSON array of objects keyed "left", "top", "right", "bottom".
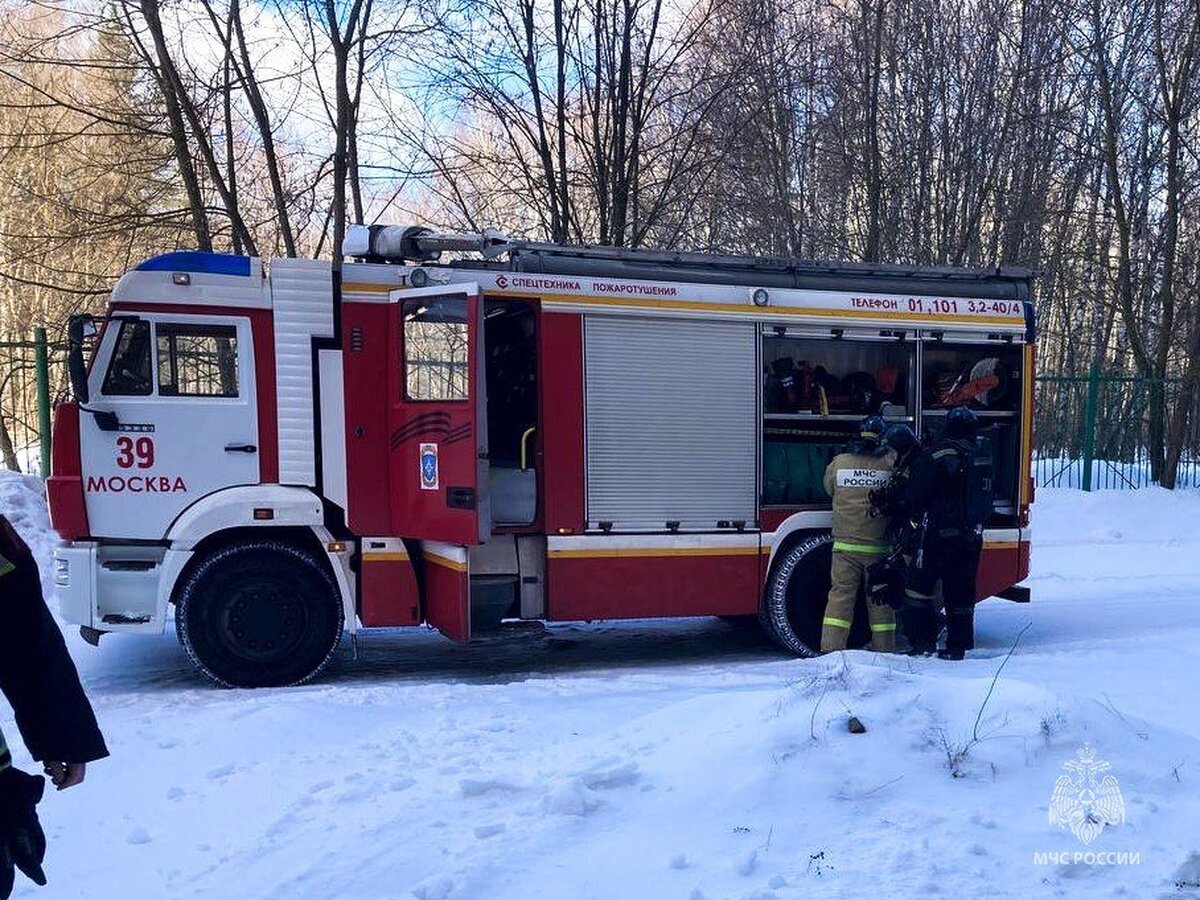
[
  {"left": 820, "top": 415, "right": 897, "bottom": 652},
  {"left": 900, "top": 407, "right": 993, "bottom": 660},
  {"left": 878, "top": 423, "right": 922, "bottom": 492},
  {"left": 0, "top": 515, "right": 108, "bottom": 899},
  {"left": 867, "top": 423, "right": 928, "bottom": 647}
]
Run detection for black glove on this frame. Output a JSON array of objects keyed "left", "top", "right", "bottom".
[
  {"left": 866, "top": 558, "right": 905, "bottom": 609},
  {"left": 0, "top": 767, "right": 47, "bottom": 899}
]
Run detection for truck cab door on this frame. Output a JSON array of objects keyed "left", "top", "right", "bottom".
[
  {"left": 390, "top": 283, "right": 490, "bottom": 544},
  {"left": 79, "top": 314, "right": 260, "bottom": 540}
]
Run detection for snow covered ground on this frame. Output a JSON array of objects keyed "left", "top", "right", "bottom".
[{"left": 3, "top": 472, "right": 1200, "bottom": 899}]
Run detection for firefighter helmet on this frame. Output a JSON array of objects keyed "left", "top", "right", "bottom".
[
  {"left": 881, "top": 422, "right": 919, "bottom": 463},
  {"left": 856, "top": 415, "right": 887, "bottom": 453},
  {"left": 944, "top": 405, "right": 980, "bottom": 440}
]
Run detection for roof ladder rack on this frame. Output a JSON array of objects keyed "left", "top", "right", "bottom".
[{"left": 341, "top": 222, "right": 1034, "bottom": 298}]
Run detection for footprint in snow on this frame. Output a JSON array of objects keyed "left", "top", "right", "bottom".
[
  {"left": 539, "top": 761, "right": 642, "bottom": 817},
  {"left": 541, "top": 782, "right": 599, "bottom": 817},
  {"left": 578, "top": 760, "right": 640, "bottom": 790},
  {"left": 411, "top": 875, "right": 455, "bottom": 900},
  {"left": 334, "top": 784, "right": 374, "bottom": 803},
  {"left": 460, "top": 777, "right": 525, "bottom": 798},
  {"left": 735, "top": 848, "right": 758, "bottom": 877}
]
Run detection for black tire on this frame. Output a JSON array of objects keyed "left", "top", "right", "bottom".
[
  {"left": 760, "top": 533, "right": 871, "bottom": 655},
  {"left": 175, "top": 540, "right": 344, "bottom": 688}
]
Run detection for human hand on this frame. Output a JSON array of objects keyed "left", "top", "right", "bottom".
[{"left": 41, "top": 762, "right": 86, "bottom": 791}]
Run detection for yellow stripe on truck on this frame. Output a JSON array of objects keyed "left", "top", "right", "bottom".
[
  {"left": 348, "top": 279, "right": 1025, "bottom": 329},
  {"left": 424, "top": 552, "right": 467, "bottom": 572},
  {"left": 548, "top": 546, "right": 761, "bottom": 560},
  {"left": 1019, "top": 344, "right": 1035, "bottom": 507},
  {"left": 518, "top": 291, "right": 1022, "bottom": 328}
]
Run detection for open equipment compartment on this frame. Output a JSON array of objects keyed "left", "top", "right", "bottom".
[
  {"left": 761, "top": 326, "right": 915, "bottom": 508},
  {"left": 920, "top": 337, "right": 1025, "bottom": 526},
  {"left": 483, "top": 297, "right": 539, "bottom": 527}
]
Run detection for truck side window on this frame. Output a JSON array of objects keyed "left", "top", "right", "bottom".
[
  {"left": 101, "top": 320, "right": 153, "bottom": 396},
  {"left": 403, "top": 297, "right": 468, "bottom": 401},
  {"left": 157, "top": 324, "right": 239, "bottom": 398}
]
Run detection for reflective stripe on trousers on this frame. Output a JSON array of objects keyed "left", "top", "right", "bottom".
[
  {"left": 832, "top": 540, "right": 891, "bottom": 555},
  {"left": 821, "top": 550, "right": 897, "bottom": 653}
]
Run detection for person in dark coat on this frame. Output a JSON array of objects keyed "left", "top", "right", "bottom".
[
  {"left": 0, "top": 514, "right": 108, "bottom": 899},
  {"left": 901, "top": 407, "right": 993, "bottom": 660}
]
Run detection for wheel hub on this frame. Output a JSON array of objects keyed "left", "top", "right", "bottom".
[{"left": 218, "top": 581, "right": 307, "bottom": 663}]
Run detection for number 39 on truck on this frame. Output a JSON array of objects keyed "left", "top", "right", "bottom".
[{"left": 46, "top": 226, "right": 1036, "bottom": 687}]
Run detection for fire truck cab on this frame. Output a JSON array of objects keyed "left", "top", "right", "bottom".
[{"left": 47, "top": 226, "right": 1035, "bottom": 687}]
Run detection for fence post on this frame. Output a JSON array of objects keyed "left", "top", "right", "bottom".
[
  {"left": 1081, "top": 364, "right": 1099, "bottom": 492},
  {"left": 34, "top": 326, "right": 52, "bottom": 477}
]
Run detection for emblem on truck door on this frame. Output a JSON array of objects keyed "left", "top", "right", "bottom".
[{"left": 420, "top": 443, "right": 439, "bottom": 490}]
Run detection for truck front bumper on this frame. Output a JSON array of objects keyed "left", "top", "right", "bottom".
[
  {"left": 54, "top": 543, "right": 96, "bottom": 628},
  {"left": 53, "top": 542, "right": 180, "bottom": 635}
]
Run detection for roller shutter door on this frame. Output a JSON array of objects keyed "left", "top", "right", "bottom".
[{"left": 585, "top": 316, "right": 757, "bottom": 531}]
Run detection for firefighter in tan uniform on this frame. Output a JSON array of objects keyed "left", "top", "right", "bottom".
[{"left": 820, "top": 416, "right": 897, "bottom": 652}]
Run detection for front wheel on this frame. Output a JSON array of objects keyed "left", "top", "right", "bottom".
[
  {"left": 760, "top": 534, "right": 870, "bottom": 655},
  {"left": 175, "top": 540, "right": 344, "bottom": 688}
]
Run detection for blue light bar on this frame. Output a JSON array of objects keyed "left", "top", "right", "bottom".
[{"left": 135, "top": 251, "right": 252, "bottom": 277}]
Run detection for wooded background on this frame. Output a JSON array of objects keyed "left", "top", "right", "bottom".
[{"left": 2, "top": 0, "right": 1200, "bottom": 481}]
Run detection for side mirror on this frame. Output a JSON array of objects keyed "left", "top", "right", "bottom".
[
  {"left": 67, "top": 315, "right": 95, "bottom": 404},
  {"left": 92, "top": 410, "right": 120, "bottom": 432}
]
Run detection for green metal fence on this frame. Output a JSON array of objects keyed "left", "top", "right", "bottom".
[
  {"left": 1034, "top": 368, "right": 1200, "bottom": 490},
  {"left": 0, "top": 329, "right": 61, "bottom": 477}
]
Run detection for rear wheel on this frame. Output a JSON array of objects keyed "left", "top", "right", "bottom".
[
  {"left": 760, "top": 534, "right": 870, "bottom": 655},
  {"left": 175, "top": 540, "right": 344, "bottom": 688}
]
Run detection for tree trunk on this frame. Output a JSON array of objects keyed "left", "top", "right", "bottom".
[
  {"left": 0, "top": 406, "right": 20, "bottom": 472},
  {"left": 136, "top": 0, "right": 212, "bottom": 251}
]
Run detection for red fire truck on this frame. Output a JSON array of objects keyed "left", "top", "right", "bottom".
[{"left": 47, "top": 226, "right": 1035, "bottom": 687}]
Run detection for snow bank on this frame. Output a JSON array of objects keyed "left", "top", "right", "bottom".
[
  {"left": 1033, "top": 484, "right": 1200, "bottom": 547},
  {"left": 0, "top": 468, "right": 59, "bottom": 599}
]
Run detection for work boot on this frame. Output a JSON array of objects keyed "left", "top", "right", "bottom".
[
  {"left": 902, "top": 604, "right": 937, "bottom": 655},
  {"left": 937, "top": 648, "right": 965, "bottom": 661},
  {"left": 944, "top": 606, "right": 975, "bottom": 657}
]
